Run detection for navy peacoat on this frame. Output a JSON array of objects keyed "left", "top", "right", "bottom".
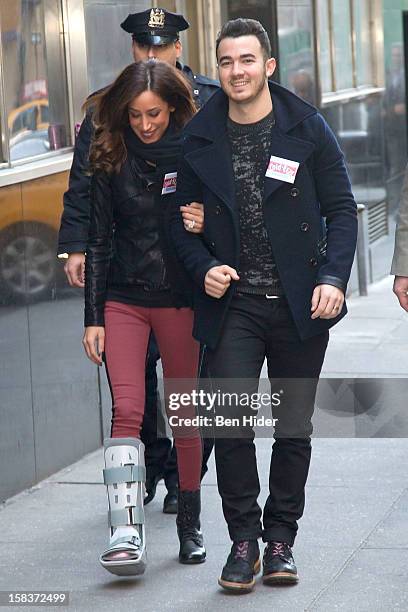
[{"left": 171, "top": 80, "right": 358, "bottom": 350}]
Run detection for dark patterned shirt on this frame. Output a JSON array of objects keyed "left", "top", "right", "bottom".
[{"left": 227, "top": 110, "right": 283, "bottom": 295}]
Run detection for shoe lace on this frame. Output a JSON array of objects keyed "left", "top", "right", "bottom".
[
  {"left": 181, "top": 527, "right": 202, "bottom": 545},
  {"left": 234, "top": 541, "right": 249, "bottom": 560},
  {"left": 178, "top": 508, "right": 202, "bottom": 544},
  {"left": 266, "top": 541, "right": 291, "bottom": 561}
]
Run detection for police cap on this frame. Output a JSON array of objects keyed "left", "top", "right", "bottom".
[{"left": 121, "top": 8, "right": 189, "bottom": 46}]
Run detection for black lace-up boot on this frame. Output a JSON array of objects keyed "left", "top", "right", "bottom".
[
  {"left": 176, "top": 490, "right": 206, "bottom": 564},
  {"left": 163, "top": 484, "right": 178, "bottom": 514},
  {"left": 262, "top": 541, "right": 299, "bottom": 585},
  {"left": 218, "top": 540, "right": 261, "bottom": 593}
]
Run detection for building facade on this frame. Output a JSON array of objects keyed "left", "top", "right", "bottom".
[{"left": 1, "top": 0, "right": 407, "bottom": 501}]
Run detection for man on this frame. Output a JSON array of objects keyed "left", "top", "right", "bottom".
[
  {"left": 171, "top": 18, "right": 357, "bottom": 592},
  {"left": 58, "top": 7, "right": 218, "bottom": 512},
  {"left": 391, "top": 163, "right": 408, "bottom": 312}
]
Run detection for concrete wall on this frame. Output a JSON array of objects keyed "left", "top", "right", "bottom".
[{"left": 0, "top": 292, "right": 105, "bottom": 502}]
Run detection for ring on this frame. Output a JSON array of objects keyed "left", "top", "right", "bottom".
[{"left": 188, "top": 220, "right": 196, "bottom": 229}]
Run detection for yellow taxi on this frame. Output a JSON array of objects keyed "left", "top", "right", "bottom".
[
  {"left": 8, "top": 98, "right": 49, "bottom": 138},
  {"left": 8, "top": 99, "right": 50, "bottom": 161},
  {"left": 0, "top": 170, "right": 69, "bottom": 303}
]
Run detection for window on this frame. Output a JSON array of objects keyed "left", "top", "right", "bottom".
[
  {"left": 353, "top": 0, "right": 372, "bottom": 87},
  {"left": 317, "top": 0, "right": 377, "bottom": 95},
  {"left": 331, "top": 1, "right": 353, "bottom": 90},
  {"left": 83, "top": 0, "right": 150, "bottom": 93},
  {"left": 277, "top": 0, "right": 317, "bottom": 105},
  {"left": 40, "top": 104, "right": 49, "bottom": 124},
  {"left": 0, "top": 0, "right": 71, "bottom": 164}
]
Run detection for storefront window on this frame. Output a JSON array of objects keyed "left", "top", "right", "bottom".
[
  {"left": 332, "top": 1, "right": 353, "bottom": 90},
  {"left": 220, "top": 0, "right": 279, "bottom": 61},
  {"left": 353, "top": 0, "right": 373, "bottom": 87},
  {"left": 83, "top": 0, "right": 150, "bottom": 93},
  {"left": 317, "top": 0, "right": 376, "bottom": 95},
  {"left": 383, "top": 24, "right": 407, "bottom": 183},
  {"left": 0, "top": 0, "right": 71, "bottom": 164},
  {"left": 317, "top": 0, "right": 331, "bottom": 95},
  {"left": 277, "top": 0, "right": 316, "bottom": 105}
]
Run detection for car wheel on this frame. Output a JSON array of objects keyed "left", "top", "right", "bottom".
[{"left": 0, "top": 223, "right": 56, "bottom": 303}]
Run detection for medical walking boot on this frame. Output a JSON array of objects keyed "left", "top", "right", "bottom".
[{"left": 100, "top": 437, "right": 147, "bottom": 576}]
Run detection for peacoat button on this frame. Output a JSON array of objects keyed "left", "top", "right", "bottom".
[
  {"left": 210, "top": 241, "right": 216, "bottom": 248},
  {"left": 291, "top": 187, "right": 300, "bottom": 197},
  {"left": 300, "top": 222, "right": 309, "bottom": 232},
  {"left": 309, "top": 257, "right": 318, "bottom": 267},
  {"left": 215, "top": 206, "right": 221, "bottom": 215}
]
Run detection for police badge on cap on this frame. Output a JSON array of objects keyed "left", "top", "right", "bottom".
[
  {"left": 121, "top": 8, "right": 189, "bottom": 46},
  {"left": 148, "top": 8, "right": 165, "bottom": 28}
]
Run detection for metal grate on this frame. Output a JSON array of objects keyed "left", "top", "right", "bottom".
[{"left": 368, "top": 200, "right": 388, "bottom": 244}]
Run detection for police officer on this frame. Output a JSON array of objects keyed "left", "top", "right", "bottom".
[
  {"left": 58, "top": 8, "right": 218, "bottom": 512},
  {"left": 121, "top": 8, "right": 218, "bottom": 109}
]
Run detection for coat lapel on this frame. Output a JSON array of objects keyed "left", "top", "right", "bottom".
[{"left": 185, "top": 130, "right": 237, "bottom": 213}]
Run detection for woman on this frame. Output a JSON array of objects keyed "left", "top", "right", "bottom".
[{"left": 82, "top": 60, "right": 205, "bottom": 577}]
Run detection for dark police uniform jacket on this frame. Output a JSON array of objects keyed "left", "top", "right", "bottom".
[
  {"left": 170, "top": 80, "right": 358, "bottom": 350},
  {"left": 57, "top": 63, "right": 218, "bottom": 254}
]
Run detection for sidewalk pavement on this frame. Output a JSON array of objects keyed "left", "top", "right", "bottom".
[{"left": 1, "top": 276, "right": 408, "bottom": 612}]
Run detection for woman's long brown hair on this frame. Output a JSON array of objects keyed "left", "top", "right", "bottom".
[{"left": 86, "top": 60, "right": 196, "bottom": 174}]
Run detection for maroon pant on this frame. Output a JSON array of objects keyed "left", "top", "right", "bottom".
[{"left": 104, "top": 300, "right": 202, "bottom": 491}]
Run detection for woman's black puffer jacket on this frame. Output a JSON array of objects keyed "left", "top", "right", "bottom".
[{"left": 84, "top": 153, "right": 193, "bottom": 326}]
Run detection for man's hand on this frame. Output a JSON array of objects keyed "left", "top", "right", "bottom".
[
  {"left": 180, "top": 202, "right": 204, "bottom": 234},
  {"left": 83, "top": 326, "right": 105, "bottom": 365},
  {"left": 64, "top": 252, "right": 85, "bottom": 287},
  {"left": 204, "top": 265, "right": 239, "bottom": 298},
  {"left": 393, "top": 276, "right": 408, "bottom": 312},
  {"left": 311, "top": 284, "right": 344, "bottom": 319}
]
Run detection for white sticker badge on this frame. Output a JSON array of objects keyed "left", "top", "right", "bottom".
[
  {"left": 161, "top": 172, "right": 177, "bottom": 195},
  {"left": 265, "top": 155, "right": 300, "bottom": 184}
]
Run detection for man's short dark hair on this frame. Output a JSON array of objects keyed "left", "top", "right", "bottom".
[{"left": 216, "top": 18, "right": 272, "bottom": 61}]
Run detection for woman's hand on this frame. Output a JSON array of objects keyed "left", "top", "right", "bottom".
[
  {"left": 83, "top": 326, "right": 105, "bottom": 365},
  {"left": 64, "top": 252, "right": 85, "bottom": 287},
  {"left": 180, "top": 202, "right": 204, "bottom": 234}
]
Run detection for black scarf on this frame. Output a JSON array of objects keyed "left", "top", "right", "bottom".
[{"left": 124, "top": 120, "right": 182, "bottom": 169}]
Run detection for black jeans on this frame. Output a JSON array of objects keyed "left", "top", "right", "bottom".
[{"left": 205, "top": 293, "right": 329, "bottom": 546}]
